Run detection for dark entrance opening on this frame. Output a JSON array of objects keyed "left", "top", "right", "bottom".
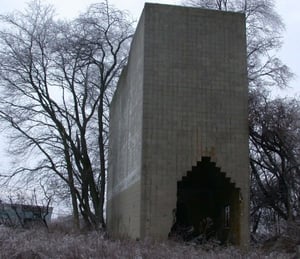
[{"left": 169, "top": 157, "right": 240, "bottom": 244}]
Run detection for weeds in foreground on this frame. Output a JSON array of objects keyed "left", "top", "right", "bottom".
[{"left": 0, "top": 224, "right": 296, "bottom": 259}]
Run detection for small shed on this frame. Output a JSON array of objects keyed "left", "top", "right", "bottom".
[{"left": 0, "top": 202, "right": 52, "bottom": 227}]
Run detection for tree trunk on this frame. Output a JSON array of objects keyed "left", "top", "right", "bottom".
[{"left": 98, "top": 96, "right": 106, "bottom": 228}]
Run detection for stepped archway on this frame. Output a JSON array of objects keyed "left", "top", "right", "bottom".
[{"left": 170, "top": 157, "right": 240, "bottom": 244}]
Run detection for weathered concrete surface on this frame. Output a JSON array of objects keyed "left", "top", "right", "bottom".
[
  {"left": 107, "top": 10, "right": 144, "bottom": 239},
  {"left": 107, "top": 3, "right": 249, "bottom": 247}
]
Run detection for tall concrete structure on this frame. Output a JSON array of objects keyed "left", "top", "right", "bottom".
[{"left": 107, "top": 3, "right": 249, "bottom": 246}]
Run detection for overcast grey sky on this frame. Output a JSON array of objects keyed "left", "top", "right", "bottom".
[
  {"left": 0, "top": 0, "right": 299, "bottom": 171},
  {"left": 1, "top": 0, "right": 299, "bottom": 96}
]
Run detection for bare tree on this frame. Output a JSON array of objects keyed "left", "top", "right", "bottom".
[
  {"left": 249, "top": 90, "right": 300, "bottom": 237},
  {"left": 0, "top": 0, "right": 133, "bottom": 229},
  {"left": 185, "top": 0, "right": 229, "bottom": 10}
]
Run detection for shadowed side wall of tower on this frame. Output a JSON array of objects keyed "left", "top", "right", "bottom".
[
  {"left": 107, "top": 12, "right": 144, "bottom": 239},
  {"left": 108, "top": 3, "right": 249, "bottom": 246}
]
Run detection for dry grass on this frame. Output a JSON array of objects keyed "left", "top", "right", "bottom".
[{"left": 0, "top": 224, "right": 296, "bottom": 259}]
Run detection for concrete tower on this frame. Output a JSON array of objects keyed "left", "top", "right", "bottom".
[{"left": 107, "top": 3, "right": 249, "bottom": 246}]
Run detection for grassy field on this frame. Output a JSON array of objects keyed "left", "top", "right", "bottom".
[{"left": 0, "top": 224, "right": 296, "bottom": 259}]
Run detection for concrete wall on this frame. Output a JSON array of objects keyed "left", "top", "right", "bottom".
[
  {"left": 107, "top": 12, "right": 144, "bottom": 239},
  {"left": 108, "top": 3, "right": 249, "bottom": 246}
]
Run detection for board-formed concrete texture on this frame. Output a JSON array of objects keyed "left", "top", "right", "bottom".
[{"left": 107, "top": 3, "right": 249, "bottom": 246}]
